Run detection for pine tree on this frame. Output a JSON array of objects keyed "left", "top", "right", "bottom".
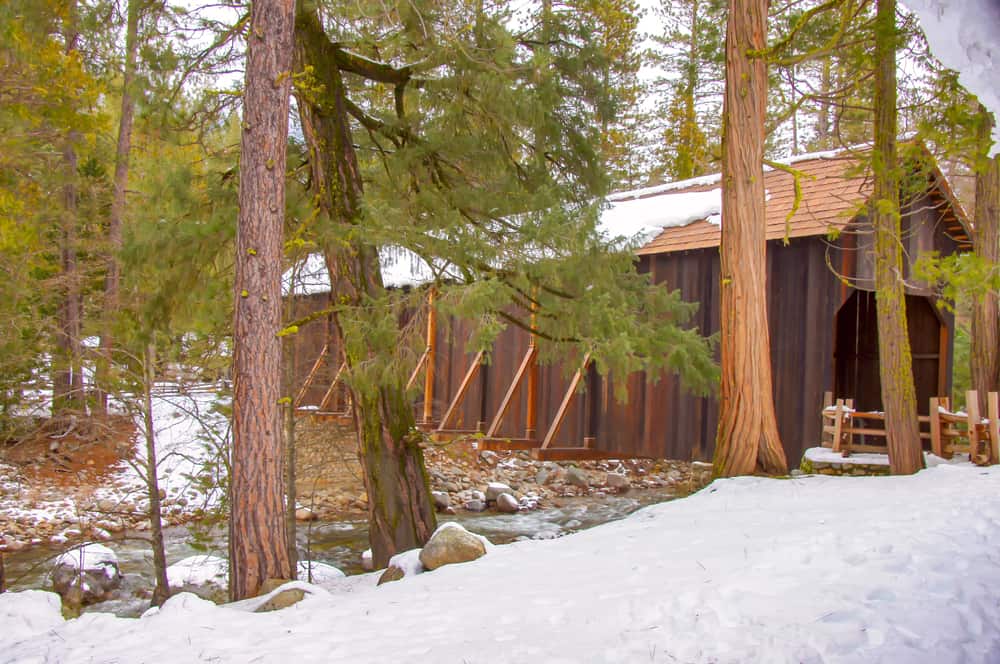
[
  {"left": 872, "top": 0, "right": 922, "bottom": 475},
  {"left": 230, "top": 0, "right": 296, "bottom": 600},
  {"left": 293, "top": 0, "right": 717, "bottom": 565},
  {"left": 650, "top": 0, "right": 725, "bottom": 181},
  {"left": 713, "top": 0, "right": 788, "bottom": 477},
  {"left": 970, "top": 106, "right": 1000, "bottom": 411}
]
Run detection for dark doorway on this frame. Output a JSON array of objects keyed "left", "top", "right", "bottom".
[{"left": 833, "top": 291, "right": 946, "bottom": 416}]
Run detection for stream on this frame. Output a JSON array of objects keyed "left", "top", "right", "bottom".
[{"left": 3, "top": 488, "right": 679, "bottom": 617}]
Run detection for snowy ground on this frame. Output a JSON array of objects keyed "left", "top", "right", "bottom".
[
  {"left": 4, "top": 461, "right": 1000, "bottom": 663},
  {"left": 0, "top": 384, "right": 227, "bottom": 550}
]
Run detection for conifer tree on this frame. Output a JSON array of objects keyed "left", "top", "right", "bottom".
[
  {"left": 712, "top": 0, "right": 788, "bottom": 476},
  {"left": 230, "top": 0, "right": 296, "bottom": 600},
  {"left": 293, "top": 0, "right": 717, "bottom": 565},
  {"left": 651, "top": 0, "right": 724, "bottom": 181},
  {"left": 872, "top": 0, "right": 922, "bottom": 474}
]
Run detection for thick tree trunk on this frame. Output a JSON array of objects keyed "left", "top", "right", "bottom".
[
  {"left": 971, "top": 106, "right": 1000, "bottom": 413},
  {"left": 97, "top": 0, "right": 142, "bottom": 414},
  {"left": 142, "top": 344, "right": 170, "bottom": 607},
  {"left": 53, "top": 8, "right": 84, "bottom": 416},
  {"left": 295, "top": 8, "right": 436, "bottom": 568},
  {"left": 0, "top": 551, "right": 5, "bottom": 593},
  {"left": 230, "top": 0, "right": 296, "bottom": 600},
  {"left": 873, "top": 0, "right": 923, "bottom": 475},
  {"left": 713, "top": 0, "right": 788, "bottom": 477}
]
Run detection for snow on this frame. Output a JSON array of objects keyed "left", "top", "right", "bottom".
[
  {"left": 166, "top": 555, "right": 228, "bottom": 590},
  {"left": 598, "top": 188, "right": 722, "bottom": 245},
  {"left": 53, "top": 543, "right": 119, "bottom": 579},
  {"left": 905, "top": 0, "right": 1000, "bottom": 153},
  {"left": 6, "top": 462, "right": 1000, "bottom": 662},
  {"left": 386, "top": 548, "right": 425, "bottom": 578},
  {"left": 283, "top": 247, "right": 458, "bottom": 295},
  {"left": 804, "top": 446, "right": 892, "bottom": 466},
  {"left": 297, "top": 560, "right": 346, "bottom": 585}
]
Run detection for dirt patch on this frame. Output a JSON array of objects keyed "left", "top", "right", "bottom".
[{"left": 2, "top": 415, "right": 137, "bottom": 488}]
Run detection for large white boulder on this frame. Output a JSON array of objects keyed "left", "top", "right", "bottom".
[{"left": 51, "top": 543, "right": 122, "bottom": 605}]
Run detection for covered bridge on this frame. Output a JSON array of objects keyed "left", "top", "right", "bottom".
[{"left": 291, "top": 148, "right": 971, "bottom": 466}]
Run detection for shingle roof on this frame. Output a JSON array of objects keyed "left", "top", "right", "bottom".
[{"left": 634, "top": 154, "right": 872, "bottom": 255}]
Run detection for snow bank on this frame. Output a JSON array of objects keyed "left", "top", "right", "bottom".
[
  {"left": 166, "top": 555, "right": 228, "bottom": 590},
  {"left": 6, "top": 464, "right": 1000, "bottom": 662},
  {"left": 905, "top": 0, "right": 1000, "bottom": 153}
]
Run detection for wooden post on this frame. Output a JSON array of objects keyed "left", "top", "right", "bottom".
[
  {"left": 832, "top": 399, "right": 845, "bottom": 453},
  {"left": 988, "top": 392, "right": 999, "bottom": 465},
  {"left": 967, "top": 390, "right": 982, "bottom": 463},
  {"left": 541, "top": 353, "right": 590, "bottom": 450},
  {"left": 930, "top": 396, "right": 943, "bottom": 458},
  {"left": 422, "top": 288, "right": 437, "bottom": 424},
  {"left": 822, "top": 391, "right": 833, "bottom": 446},
  {"left": 937, "top": 324, "right": 949, "bottom": 398},
  {"left": 437, "top": 350, "right": 484, "bottom": 431},
  {"left": 525, "top": 300, "right": 539, "bottom": 439}
]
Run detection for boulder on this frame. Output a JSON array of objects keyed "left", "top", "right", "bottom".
[
  {"left": 535, "top": 469, "right": 552, "bottom": 485},
  {"left": 51, "top": 543, "right": 123, "bottom": 606},
  {"left": 431, "top": 491, "right": 451, "bottom": 512},
  {"left": 463, "top": 499, "right": 486, "bottom": 512},
  {"left": 295, "top": 507, "right": 318, "bottom": 522},
  {"left": 377, "top": 548, "right": 424, "bottom": 585},
  {"left": 296, "top": 560, "right": 345, "bottom": 585},
  {"left": 496, "top": 493, "right": 519, "bottom": 513},
  {"left": 485, "top": 482, "right": 513, "bottom": 504},
  {"left": 255, "top": 579, "right": 305, "bottom": 612},
  {"left": 419, "top": 523, "right": 486, "bottom": 571},
  {"left": 605, "top": 472, "right": 629, "bottom": 491},
  {"left": 361, "top": 549, "right": 374, "bottom": 572},
  {"left": 166, "top": 555, "right": 228, "bottom": 601},
  {"left": 565, "top": 466, "right": 589, "bottom": 488}
]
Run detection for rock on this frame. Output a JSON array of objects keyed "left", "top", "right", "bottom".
[
  {"left": 479, "top": 450, "right": 499, "bottom": 466},
  {"left": 419, "top": 523, "right": 487, "bottom": 571},
  {"left": 790, "top": 469, "right": 803, "bottom": 477},
  {"left": 495, "top": 493, "right": 519, "bottom": 513},
  {"left": 166, "top": 555, "right": 228, "bottom": 602},
  {"left": 565, "top": 467, "right": 589, "bottom": 488},
  {"left": 444, "top": 481, "right": 461, "bottom": 493},
  {"left": 296, "top": 560, "right": 345, "bottom": 585},
  {"left": 295, "top": 507, "right": 318, "bottom": 522},
  {"left": 51, "top": 543, "right": 123, "bottom": 605},
  {"left": 96, "top": 499, "right": 116, "bottom": 513},
  {"left": 431, "top": 491, "right": 451, "bottom": 512},
  {"left": 485, "top": 482, "right": 513, "bottom": 503},
  {"left": 470, "top": 490, "right": 486, "bottom": 502},
  {"left": 378, "top": 548, "right": 424, "bottom": 585},
  {"left": 255, "top": 579, "right": 305, "bottom": 612},
  {"left": 605, "top": 472, "right": 629, "bottom": 490},
  {"left": 377, "top": 565, "right": 406, "bottom": 585},
  {"left": 361, "top": 549, "right": 374, "bottom": 572},
  {"left": 463, "top": 499, "right": 486, "bottom": 512}
]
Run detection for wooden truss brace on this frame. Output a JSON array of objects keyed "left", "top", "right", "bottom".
[
  {"left": 437, "top": 350, "right": 485, "bottom": 432},
  {"left": 485, "top": 345, "right": 538, "bottom": 438},
  {"left": 319, "top": 360, "right": 349, "bottom": 412},
  {"left": 294, "top": 343, "right": 329, "bottom": 408},
  {"left": 540, "top": 352, "right": 591, "bottom": 450}
]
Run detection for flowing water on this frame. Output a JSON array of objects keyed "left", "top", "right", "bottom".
[{"left": 3, "top": 488, "right": 679, "bottom": 617}]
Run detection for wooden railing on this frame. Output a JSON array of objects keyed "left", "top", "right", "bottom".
[{"left": 821, "top": 390, "right": 1000, "bottom": 464}]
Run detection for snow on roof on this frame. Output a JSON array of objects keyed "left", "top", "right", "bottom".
[
  {"left": 598, "top": 188, "right": 722, "bottom": 246},
  {"left": 905, "top": 0, "right": 1000, "bottom": 154}
]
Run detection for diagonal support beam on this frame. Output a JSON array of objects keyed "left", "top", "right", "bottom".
[
  {"left": 437, "top": 350, "right": 484, "bottom": 432},
  {"left": 541, "top": 352, "right": 591, "bottom": 450},
  {"left": 485, "top": 346, "right": 538, "bottom": 438}
]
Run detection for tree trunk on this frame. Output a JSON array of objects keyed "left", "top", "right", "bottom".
[
  {"left": 295, "top": 7, "right": 436, "bottom": 569},
  {"left": 142, "top": 344, "right": 170, "bottom": 607},
  {"left": 53, "top": 2, "right": 84, "bottom": 416},
  {"left": 872, "top": 0, "right": 923, "bottom": 475},
  {"left": 282, "top": 315, "right": 298, "bottom": 574},
  {"left": 230, "top": 0, "right": 296, "bottom": 600},
  {"left": 971, "top": 106, "right": 1000, "bottom": 413},
  {"left": 713, "top": 0, "right": 788, "bottom": 477},
  {"left": 97, "top": 0, "right": 142, "bottom": 415},
  {"left": 0, "top": 551, "right": 5, "bottom": 593}
]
